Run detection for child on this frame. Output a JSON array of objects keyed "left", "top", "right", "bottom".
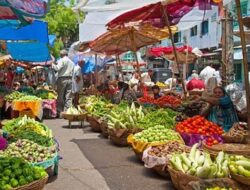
[{"left": 152, "top": 85, "right": 162, "bottom": 99}]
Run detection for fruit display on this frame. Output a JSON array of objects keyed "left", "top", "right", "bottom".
[
  {"left": 137, "top": 108, "right": 176, "bottom": 129},
  {"left": 170, "top": 144, "right": 229, "bottom": 178},
  {"left": 155, "top": 82, "right": 166, "bottom": 88},
  {"left": 205, "top": 136, "right": 223, "bottom": 146},
  {"left": 138, "top": 95, "right": 182, "bottom": 108},
  {"left": 148, "top": 141, "right": 190, "bottom": 158},
  {"left": 66, "top": 106, "right": 85, "bottom": 115},
  {"left": 133, "top": 125, "right": 182, "bottom": 143},
  {"left": 4, "top": 91, "right": 25, "bottom": 101},
  {"left": 9, "top": 131, "right": 54, "bottom": 147},
  {"left": 0, "top": 139, "right": 56, "bottom": 163},
  {"left": 107, "top": 103, "right": 145, "bottom": 129},
  {"left": 176, "top": 116, "right": 224, "bottom": 136},
  {"left": 0, "top": 157, "right": 47, "bottom": 190},
  {"left": 229, "top": 155, "right": 250, "bottom": 177},
  {"left": 3, "top": 116, "right": 52, "bottom": 138}
]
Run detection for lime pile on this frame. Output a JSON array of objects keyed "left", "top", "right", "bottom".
[{"left": 0, "top": 157, "right": 47, "bottom": 190}]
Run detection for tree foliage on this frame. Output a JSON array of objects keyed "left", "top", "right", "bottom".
[{"left": 44, "top": 0, "right": 84, "bottom": 58}]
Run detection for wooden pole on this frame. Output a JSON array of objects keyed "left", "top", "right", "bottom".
[
  {"left": 235, "top": 0, "right": 250, "bottom": 129},
  {"left": 94, "top": 54, "right": 98, "bottom": 87},
  {"left": 117, "top": 55, "right": 124, "bottom": 81},
  {"left": 161, "top": 4, "right": 187, "bottom": 96}
]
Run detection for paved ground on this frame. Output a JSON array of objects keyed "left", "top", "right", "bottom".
[{"left": 44, "top": 119, "right": 174, "bottom": 190}]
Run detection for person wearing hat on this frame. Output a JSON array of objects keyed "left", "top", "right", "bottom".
[{"left": 52, "top": 49, "right": 74, "bottom": 116}]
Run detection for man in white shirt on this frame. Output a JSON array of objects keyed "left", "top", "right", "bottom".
[
  {"left": 199, "top": 64, "right": 216, "bottom": 86},
  {"left": 141, "top": 69, "right": 153, "bottom": 83},
  {"left": 72, "top": 60, "right": 84, "bottom": 106},
  {"left": 52, "top": 50, "right": 74, "bottom": 115}
]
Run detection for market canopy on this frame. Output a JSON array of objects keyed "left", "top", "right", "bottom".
[
  {"left": 0, "top": 0, "right": 49, "bottom": 27},
  {"left": 149, "top": 46, "right": 199, "bottom": 64},
  {"left": 90, "top": 25, "right": 177, "bottom": 55}
]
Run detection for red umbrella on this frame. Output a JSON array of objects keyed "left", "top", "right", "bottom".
[
  {"left": 107, "top": 0, "right": 222, "bottom": 29},
  {"left": 107, "top": 0, "right": 195, "bottom": 29}
]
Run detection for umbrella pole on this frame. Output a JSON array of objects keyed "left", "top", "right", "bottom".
[
  {"left": 129, "top": 28, "right": 141, "bottom": 74},
  {"left": 161, "top": 5, "right": 187, "bottom": 97},
  {"left": 134, "top": 51, "right": 141, "bottom": 75},
  {"left": 95, "top": 54, "right": 98, "bottom": 87},
  {"left": 235, "top": 0, "right": 250, "bottom": 129},
  {"left": 117, "top": 55, "right": 124, "bottom": 81}
]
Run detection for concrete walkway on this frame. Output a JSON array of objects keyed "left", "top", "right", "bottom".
[{"left": 44, "top": 119, "right": 110, "bottom": 190}]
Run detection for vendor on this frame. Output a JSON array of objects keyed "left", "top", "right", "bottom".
[
  {"left": 201, "top": 86, "right": 238, "bottom": 132},
  {"left": 152, "top": 85, "right": 162, "bottom": 99},
  {"left": 112, "top": 82, "right": 137, "bottom": 104}
]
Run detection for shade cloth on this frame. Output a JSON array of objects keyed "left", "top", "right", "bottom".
[
  {"left": 0, "top": 0, "right": 48, "bottom": 21},
  {"left": 12, "top": 100, "right": 42, "bottom": 119},
  {"left": 7, "top": 42, "right": 51, "bottom": 62},
  {"left": 0, "top": 20, "right": 48, "bottom": 43}
]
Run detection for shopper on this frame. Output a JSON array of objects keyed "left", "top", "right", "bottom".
[
  {"left": 152, "top": 85, "right": 162, "bottom": 99},
  {"left": 52, "top": 49, "right": 74, "bottom": 115},
  {"left": 72, "top": 60, "right": 84, "bottom": 107}
]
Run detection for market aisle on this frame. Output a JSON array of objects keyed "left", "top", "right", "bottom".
[
  {"left": 44, "top": 119, "right": 110, "bottom": 190},
  {"left": 43, "top": 119, "right": 174, "bottom": 190}
]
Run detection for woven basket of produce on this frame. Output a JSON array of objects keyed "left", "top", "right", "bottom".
[
  {"left": 152, "top": 165, "right": 170, "bottom": 178},
  {"left": 108, "top": 128, "right": 142, "bottom": 147},
  {"left": 13, "top": 175, "right": 48, "bottom": 190},
  {"left": 62, "top": 112, "right": 86, "bottom": 121},
  {"left": 202, "top": 142, "right": 250, "bottom": 157},
  {"left": 142, "top": 141, "right": 190, "bottom": 178},
  {"left": 222, "top": 123, "right": 249, "bottom": 144},
  {"left": 87, "top": 115, "right": 102, "bottom": 132},
  {"left": 168, "top": 167, "right": 199, "bottom": 190},
  {"left": 230, "top": 173, "right": 250, "bottom": 186},
  {"left": 100, "top": 120, "right": 109, "bottom": 138}
]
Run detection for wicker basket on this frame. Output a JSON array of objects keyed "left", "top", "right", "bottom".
[
  {"left": 19, "top": 109, "right": 35, "bottom": 118},
  {"left": 62, "top": 112, "right": 86, "bottom": 121},
  {"left": 230, "top": 172, "right": 250, "bottom": 186},
  {"left": 168, "top": 167, "right": 199, "bottom": 190},
  {"left": 152, "top": 165, "right": 170, "bottom": 178},
  {"left": 87, "top": 115, "right": 102, "bottom": 132},
  {"left": 108, "top": 128, "right": 142, "bottom": 147},
  {"left": 13, "top": 175, "right": 48, "bottom": 190},
  {"left": 202, "top": 142, "right": 250, "bottom": 157},
  {"left": 100, "top": 121, "right": 109, "bottom": 138}
]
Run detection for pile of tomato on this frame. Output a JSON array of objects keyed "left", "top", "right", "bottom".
[
  {"left": 175, "top": 115, "right": 224, "bottom": 136},
  {"left": 205, "top": 136, "right": 222, "bottom": 146},
  {"left": 138, "top": 95, "right": 181, "bottom": 107}
]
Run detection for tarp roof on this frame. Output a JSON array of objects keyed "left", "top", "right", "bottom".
[
  {"left": 0, "top": 20, "right": 48, "bottom": 43},
  {"left": 7, "top": 42, "right": 51, "bottom": 62}
]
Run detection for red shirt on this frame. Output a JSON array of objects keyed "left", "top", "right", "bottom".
[{"left": 187, "top": 78, "right": 205, "bottom": 91}]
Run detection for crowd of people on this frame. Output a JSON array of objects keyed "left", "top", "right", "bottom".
[{"left": 0, "top": 49, "right": 240, "bottom": 132}]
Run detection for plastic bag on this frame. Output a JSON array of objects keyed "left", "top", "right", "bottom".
[{"left": 142, "top": 146, "right": 168, "bottom": 168}]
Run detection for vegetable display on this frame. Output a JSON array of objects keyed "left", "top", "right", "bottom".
[
  {"left": 4, "top": 91, "right": 25, "bottom": 101},
  {"left": 9, "top": 131, "right": 54, "bottom": 147},
  {"left": 36, "top": 89, "right": 57, "bottom": 100},
  {"left": 137, "top": 108, "right": 176, "bottom": 129},
  {"left": 138, "top": 95, "right": 182, "bottom": 107},
  {"left": 205, "top": 136, "right": 223, "bottom": 146},
  {"left": 148, "top": 141, "right": 189, "bottom": 158},
  {"left": 229, "top": 155, "right": 250, "bottom": 177},
  {"left": 0, "top": 139, "right": 56, "bottom": 163},
  {"left": 0, "top": 137, "right": 7, "bottom": 151},
  {"left": 176, "top": 116, "right": 224, "bottom": 136},
  {"left": 81, "top": 95, "right": 113, "bottom": 117},
  {"left": 107, "top": 103, "right": 145, "bottom": 129},
  {"left": 133, "top": 125, "right": 182, "bottom": 143},
  {"left": 3, "top": 116, "right": 52, "bottom": 138},
  {"left": 170, "top": 144, "right": 229, "bottom": 178},
  {"left": 66, "top": 106, "right": 85, "bottom": 115},
  {"left": 0, "top": 157, "right": 47, "bottom": 190},
  {"left": 14, "top": 95, "right": 41, "bottom": 102}
]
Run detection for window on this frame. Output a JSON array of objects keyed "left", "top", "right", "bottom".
[
  {"left": 234, "top": 63, "right": 242, "bottom": 81},
  {"left": 173, "top": 32, "right": 181, "bottom": 43},
  {"left": 201, "top": 20, "right": 209, "bottom": 35},
  {"left": 190, "top": 26, "right": 197, "bottom": 36}
]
